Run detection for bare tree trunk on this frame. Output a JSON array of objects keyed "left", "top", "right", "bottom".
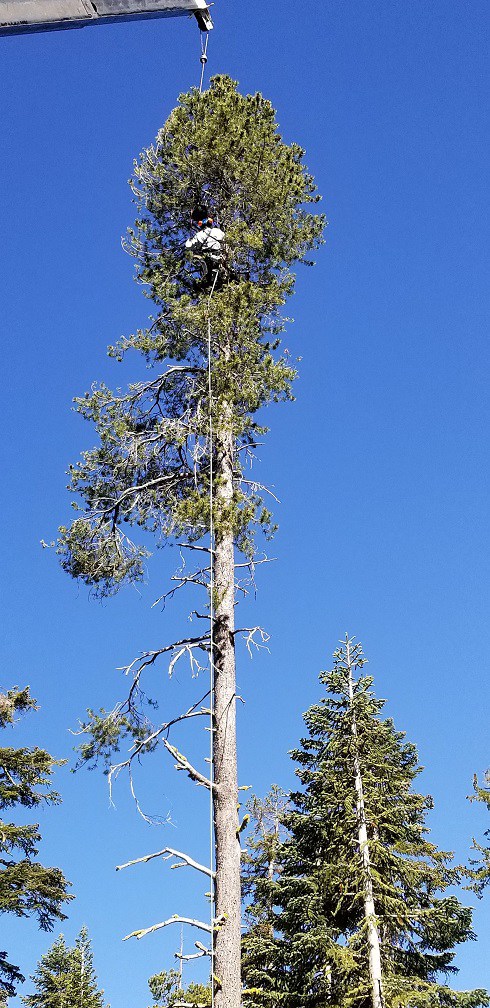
[
  {"left": 346, "top": 638, "right": 384, "bottom": 1008},
  {"left": 212, "top": 406, "right": 241, "bottom": 1008}
]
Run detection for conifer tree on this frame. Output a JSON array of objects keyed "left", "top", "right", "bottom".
[
  {"left": 245, "top": 639, "right": 489, "bottom": 1008},
  {"left": 241, "top": 788, "right": 290, "bottom": 1008},
  {"left": 22, "top": 927, "right": 106, "bottom": 1008},
  {"left": 468, "top": 771, "right": 490, "bottom": 896},
  {"left": 58, "top": 75, "right": 323, "bottom": 1008},
  {"left": 148, "top": 969, "right": 211, "bottom": 1008},
  {"left": 0, "top": 689, "right": 72, "bottom": 1000}
]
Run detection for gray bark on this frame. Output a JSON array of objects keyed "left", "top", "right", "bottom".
[{"left": 211, "top": 407, "right": 241, "bottom": 1008}]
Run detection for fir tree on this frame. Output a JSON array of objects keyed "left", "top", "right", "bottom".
[
  {"left": 242, "top": 788, "right": 290, "bottom": 1008},
  {"left": 22, "top": 927, "right": 106, "bottom": 1008},
  {"left": 58, "top": 74, "right": 323, "bottom": 1008},
  {"left": 148, "top": 969, "right": 210, "bottom": 1008},
  {"left": 246, "top": 639, "right": 489, "bottom": 1008},
  {"left": 468, "top": 771, "right": 490, "bottom": 896},
  {"left": 0, "top": 688, "right": 72, "bottom": 1000}
]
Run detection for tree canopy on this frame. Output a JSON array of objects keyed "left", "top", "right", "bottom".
[
  {"left": 242, "top": 641, "right": 489, "bottom": 1008},
  {"left": 57, "top": 74, "right": 324, "bottom": 596},
  {"left": 0, "top": 688, "right": 72, "bottom": 1000},
  {"left": 22, "top": 927, "right": 106, "bottom": 1008}
]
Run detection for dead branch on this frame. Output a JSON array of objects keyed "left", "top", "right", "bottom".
[
  {"left": 116, "top": 846, "right": 214, "bottom": 878},
  {"left": 234, "top": 627, "right": 271, "bottom": 657},
  {"left": 176, "top": 543, "right": 213, "bottom": 555},
  {"left": 239, "top": 478, "right": 281, "bottom": 504},
  {"left": 106, "top": 691, "right": 211, "bottom": 816},
  {"left": 118, "top": 633, "right": 211, "bottom": 695},
  {"left": 152, "top": 567, "right": 210, "bottom": 608},
  {"left": 163, "top": 738, "right": 213, "bottom": 790},
  {"left": 175, "top": 950, "right": 210, "bottom": 961},
  {"left": 124, "top": 915, "right": 212, "bottom": 941},
  {"left": 234, "top": 558, "right": 276, "bottom": 569}
]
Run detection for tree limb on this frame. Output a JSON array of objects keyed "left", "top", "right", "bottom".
[
  {"left": 124, "top": 915, "right": 212, "bottom": 941},
  {"left": 174, "top": 951, "right": 210, "bottom": 961},
  {"left": 116, "top": 846, "right": 214, "bottom": 878},
  {"left": 163, "top": 738, "right": 214, "bottom": 790}
]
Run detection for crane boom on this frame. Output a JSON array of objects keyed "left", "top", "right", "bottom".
[{"left": 0, "top": 0, "right": 212, "bottom": 35}]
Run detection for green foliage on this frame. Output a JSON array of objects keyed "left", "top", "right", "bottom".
[
  {"left": 22, "top": 927, "right": 106, "bottom": 1008},
  {"left": 467, "top": 771, "right": 490, "bottom": 896},
  {"left": 0, "top": 689, "right": 72, "bottom": 1000},
  {"left": 58, "top": 75, "right": 324, "bottom": 595},
  {"left": 242, "top": 642, "right": 489, "bottom": 1008},
  {"left": 242, "top": 788, "right": 291, "bottom": 1008},
  {"left": 148, "top": 969, "right": 211, "bottom": 1008}
]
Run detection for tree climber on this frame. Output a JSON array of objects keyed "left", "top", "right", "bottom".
[{"left": 185, "top": 206, "right": 226, "bottom": 288}]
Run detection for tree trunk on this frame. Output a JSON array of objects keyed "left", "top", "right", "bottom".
[
  {"left": 346, "top": 639, "right": 384, "bottom": 1008},
  {"left": 212, "top": 405, "right": 241, "bottom": 1008}
]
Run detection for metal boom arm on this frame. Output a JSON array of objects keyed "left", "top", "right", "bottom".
[{"left": 0, "top": 0, "right": 212, "bottom": 36}]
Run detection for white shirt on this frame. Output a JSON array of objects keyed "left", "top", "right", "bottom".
[{"left": 185, "top": 226, "right": 225, "bottom": 255}]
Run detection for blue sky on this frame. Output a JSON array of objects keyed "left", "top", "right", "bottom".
[{"left": 1, "top": 0, "right": 489, "bottom": 1002}]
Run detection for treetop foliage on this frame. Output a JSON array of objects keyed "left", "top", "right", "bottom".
[
  {"left": 22, "top": 927, "right": 106, "bottom": 1008},
  {"left": 148, "top": 969, "right": 211, "bottom": 1008},
  {"left": 58, "top": 75, "right": 324, "bottom": 594}
]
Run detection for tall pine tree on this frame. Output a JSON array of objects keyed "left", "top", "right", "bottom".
[
  {"left": 22, "top": 927, "right": 106, "bottom": 1008},
  {"left": 0, "top": 689, "right": 72, "bottom": 1000},
  {"left": 58, "top": 74, "right": 323, "bottom": 1008},
  {"left": 244, "top": 639, "right": 489, "bottom": 1008}
]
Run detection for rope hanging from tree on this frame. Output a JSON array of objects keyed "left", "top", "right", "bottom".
[
  {"left": 196, "top": 27, "right": 219, "bottom": 1006},
  {"left": 206, "top": 266, "right": 219, "bottom": 1008}
]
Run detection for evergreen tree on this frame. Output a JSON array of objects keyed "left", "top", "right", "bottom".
[
  {"left": 0, "top": 688, "right": 72, "bottom": 1000},
  {"left": 245, "top": 639, "right": 489, "bottom": 1008},
  {"left": 242, "top": 788, "right": 290, "bottom": 1008},
  {"left": 468, "top": 771, "right": 490, "bottom": 896},
  {"left": 58, "top": 74, "right": 323, "bottom": 1008},
  {"left": 22, "top": 927, "right": 106, "bottom": 1008},
  {"left": 148, "top": 969, "right": 211, "bottom": 1008}
]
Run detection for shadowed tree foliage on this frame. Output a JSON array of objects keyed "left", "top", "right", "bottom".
[
  {"left": 242, "top": 640, "right": 489, "bottom": 1008},
  {"left": 57, "top": 74, "right": 324, "bottom": 1008},
  {"left": 0, "top": 689, "right": 72, "bottom": 1000},
  {"left": 22, "top": 927, "right": 106, "bottom": 1008}
]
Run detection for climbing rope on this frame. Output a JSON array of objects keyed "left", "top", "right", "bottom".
[
  {"left": 207, "top": 264, "right": 219, "bottom": 1008},
  {"left": 197, "top": 28, "right": 217, "bottom": 996},
  {"left": 186, "top": 32, "right": 217, "bottom": 999}
]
